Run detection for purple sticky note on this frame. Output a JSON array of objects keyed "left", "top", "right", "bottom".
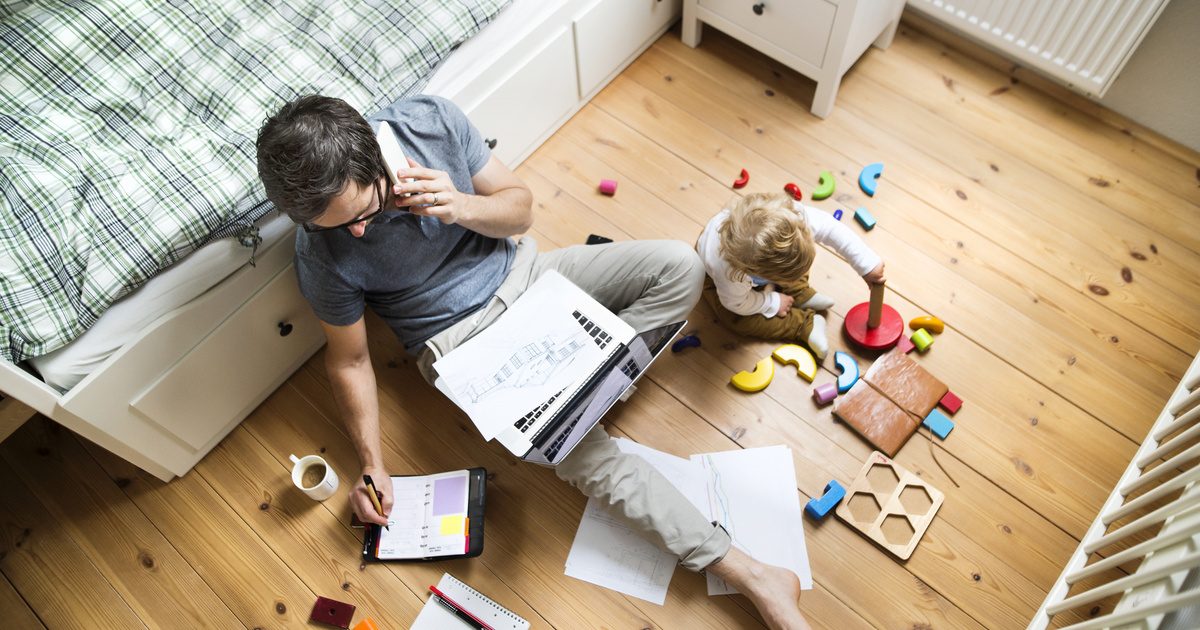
[{"left": 431, "top": 475, "right": 468, "bottom": 516}]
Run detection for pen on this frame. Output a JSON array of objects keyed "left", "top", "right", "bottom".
[
  {"left": 362, "top": 475, "right": 389, "bottom": 531},
  {"left": 430, "top": 586, "right": 492, "bottom": 630}
]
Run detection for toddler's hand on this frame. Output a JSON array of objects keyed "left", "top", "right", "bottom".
[
  {"left": 864, "top": 262, "right": 886, "bottom": 285},
  {"left": 775, "top": 293, "right": 795, "bottom": 317}
]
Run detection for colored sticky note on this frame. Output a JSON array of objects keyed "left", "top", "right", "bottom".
[
  {"left": 439, "top": 515, "right": 466, "bottom": 536},
  {"left": 432, "top": 475, "right": 468, "bottom": 516}
]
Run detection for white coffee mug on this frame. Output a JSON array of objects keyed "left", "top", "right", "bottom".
[{"left": 289, "top": 454, "right": 339, "bottom": 501}]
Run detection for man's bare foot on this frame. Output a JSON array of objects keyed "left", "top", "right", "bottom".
[{"left": 707, "top": 547, "right": 812, "bottom": 630}]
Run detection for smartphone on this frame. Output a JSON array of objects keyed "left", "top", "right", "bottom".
[{"left": 375, "top": 122, "right": 409, "bottom": 189}]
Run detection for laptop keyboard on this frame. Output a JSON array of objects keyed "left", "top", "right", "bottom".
[
  {"left": 543, "top": 417, "right": 581, "bottom": 461},
  {"left": 573, "top": 310, "right": 612, "bottom": 350},
  {"left": 515, "top": 387, "right": 566, "bottom": 433}
]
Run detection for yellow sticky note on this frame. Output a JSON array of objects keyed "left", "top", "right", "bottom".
[{"left": 439, "top": 515, "right": 466, "bottom": 536}]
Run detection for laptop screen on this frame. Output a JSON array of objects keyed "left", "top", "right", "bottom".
[{"left": 530, "top": 322, "right": 684, "bottom": 462}]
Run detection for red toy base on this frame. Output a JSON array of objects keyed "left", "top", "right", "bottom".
[{"left": 844, "top": 302, "right": 904, "bottom": 350}]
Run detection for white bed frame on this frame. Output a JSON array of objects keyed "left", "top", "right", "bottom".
[{"left": 0, "top": 0, "right": 682, "bottom": 481}]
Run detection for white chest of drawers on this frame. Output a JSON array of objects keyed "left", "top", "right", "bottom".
[{"left": 681, "top": 0, "right": 905, "bottom": 117}]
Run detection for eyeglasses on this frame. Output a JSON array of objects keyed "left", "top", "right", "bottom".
[{"left": 302, "top": 178, "right": 389, "bottom": 233}]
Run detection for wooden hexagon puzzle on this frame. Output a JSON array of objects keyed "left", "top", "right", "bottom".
[{"left": 835, "top": 451, "right": 944, "bottom": 560}]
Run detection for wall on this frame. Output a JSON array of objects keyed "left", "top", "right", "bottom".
[{"left": 1099, "top": 0, "right": 1200, "bottom": 152}]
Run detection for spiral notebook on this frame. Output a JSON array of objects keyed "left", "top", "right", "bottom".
[{"left": 411, "top": 574, "right": 529, "bottom": 630}]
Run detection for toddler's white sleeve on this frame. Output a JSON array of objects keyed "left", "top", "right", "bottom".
[{"left": 801, "top": 204, "right": 881, "bottom": 276}]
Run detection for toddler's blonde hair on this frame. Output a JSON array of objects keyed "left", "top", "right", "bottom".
[{"left": 717, "top": 192, "right": 815, "bottom": 285}]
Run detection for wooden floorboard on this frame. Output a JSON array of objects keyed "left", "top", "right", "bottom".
[{"left": 2, "top": 23, "right": 1197, "bottom": 630}]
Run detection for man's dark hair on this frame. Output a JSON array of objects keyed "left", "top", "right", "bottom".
[{"left": 255, "top": 95, "right": 385, "bottom": 224}]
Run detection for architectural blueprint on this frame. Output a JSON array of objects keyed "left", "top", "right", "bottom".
[{"left": 434, "top": 271, "right": 635, "bottom": 441}]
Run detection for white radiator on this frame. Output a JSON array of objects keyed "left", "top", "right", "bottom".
[
  {"left": 1030, "top": 351, "right": 1200, "bottom": 629},
  {"left": 906, "top": 0, "right": 1170, "bottom": 97}
]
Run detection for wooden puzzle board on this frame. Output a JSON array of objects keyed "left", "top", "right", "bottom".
[{"left": 835, "top": 451, "right": 944, "bottom": 560}]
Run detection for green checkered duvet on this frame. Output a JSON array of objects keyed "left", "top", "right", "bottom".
[{"left": 0, "top": 0, "right": 509, "bottom": 363}]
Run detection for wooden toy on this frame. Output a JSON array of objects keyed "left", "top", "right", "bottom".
[
  {"left": 832, "top": 350, "right": 947, "bottom": 455},
  {"left": 858, "top": 162, "right": 883, "bottom": 196},
  {"left": 352, "top": 619, "right": 380, "bottom": 630},
  {"left": 731, "top": 356, "right": 774, "bottom": 392},
  {"left": 911, "top": 328, "right": 934, "bottom": 353},
  {"left": 843, "top": 282, "right": 903, "bottom": 350},
  {"left": 923, "top": 408, "right": 954, "bottom": 439},
  {"left": 834, "top": 351, "right": 859, "bottom": 393},
  {"left": 835, "top": 451, "right": 944, "bottom": 560},
  {"left": 897, "top": 334, "right": 915, "bottom": 354},
  {"left": 833, "top": 209, "right": 843, "bottom": 221},
  {"left": 772, "top": 344, "right": 817, "bottom": 382},
  {"left": 812, "top": 171, "right": 835, "bottom": 200},
  {"left": 783, "top": 182, "right": 803, "bottom": 201},
  {"left": 805, "top": 480, "right": 846, "bottom": 519},
  {"left": 867, "top": 350, "right": 948, "bottom": 420},
  {"left": 939, "top": 391, "right": 962, "bottom": 415},
  {"left": 598, "top": 178, "right": 617, "bottom": 195},
  {"left": 834, "top": 381, "right": 918, "bottom": 456},
  {"left": 909, "top": 315, "right": 945, "bottom": 335},
  {"left": 854, "top": 207, "right": 876, "bottom": 231},
  {"left": 733, "top": 168, "right": 750, "bottom": 189},
  {"left": 812, "top": 382, "right": 838, "bottom": 406},
  {"left": 671, "top": 334, "right": 701, "bottom": 353}
]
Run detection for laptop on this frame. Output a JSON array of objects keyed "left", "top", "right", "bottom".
[{"left": 485, "top": 320, "right": 685, "bottom": 466}]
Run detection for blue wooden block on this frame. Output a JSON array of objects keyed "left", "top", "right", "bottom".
[
  {"left": 833, "top": 208, "right": 843, "bottom": 221},
  {"left": 671, "top": 334, "right": 701, "bottom": 353},
  {"left": 854, "top": 207, "right": 876, "bottom": 231},
  {"left": 805, "top": 480, "right": 846, "bottom": 519},
  {"left": 859, "top": 162, "right": 883, "bottom": 196},
  {"left": 923, "top": 409, "right": 955, "bottom": 439}
]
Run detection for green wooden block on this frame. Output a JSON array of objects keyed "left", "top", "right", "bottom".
[{"left": 911, "top": 328, "right": 934, "bottom": 353}]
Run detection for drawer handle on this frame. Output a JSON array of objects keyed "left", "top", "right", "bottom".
[
  {"left": 485, "top": 138, "right": 497, "bottom": 149},
  {"left": 278, "top": 322, "right": 293, "bottom": 337},
  {"left": 752, "top": 3, "right": 764, "bottom": 15}
]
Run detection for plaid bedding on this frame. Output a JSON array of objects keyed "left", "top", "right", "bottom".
[{"left": 0, "top": 0, "right": 510, "bottom": 363}]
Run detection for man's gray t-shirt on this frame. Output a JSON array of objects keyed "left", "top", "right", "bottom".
[{"left": 293, "top": 96, "right": 514, "bottom": 353}]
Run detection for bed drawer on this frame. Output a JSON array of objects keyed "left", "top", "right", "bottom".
[
  {"left": 464, "top": 26, "right": 578, "bottom": 166},
  {"left": 129, "top": 263, "right": 321, "bottom": 450},
  {"left": 574, "top": 0, "right": 682, "bottom": 98}
]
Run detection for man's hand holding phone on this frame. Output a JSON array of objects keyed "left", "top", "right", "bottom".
[{"left": 393, "top": 156, "right": 468, "bottom": 225}]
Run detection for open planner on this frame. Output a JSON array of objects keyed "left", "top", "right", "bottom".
[{"left": 362, "top": 468, "right": 486, "bottom": 561}]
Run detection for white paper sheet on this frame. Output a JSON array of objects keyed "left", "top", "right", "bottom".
[
  {"left": 692, "top": 446, "right": 813, "bottom": 594},
  {"left": 434, "top": 271, "right": 634, "bottom": 440},
  {"left": 564, "top": 439, "right": 706, "bottom": 604}
]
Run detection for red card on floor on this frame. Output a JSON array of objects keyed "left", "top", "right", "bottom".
[{"left": 310, "top": 596, "right": 355, "bottom": 629}]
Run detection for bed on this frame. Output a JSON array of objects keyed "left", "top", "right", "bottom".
[{"left": 0, "top": 0, "right": 683, "bottom": 480}]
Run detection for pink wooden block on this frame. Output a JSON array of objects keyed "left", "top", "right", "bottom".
[
  {"left": 812, "top": 382, "right": 838, "bottom": 406},
  {"left": 897, "top": 335, "right": 916, "bottom": 354},
  {"left": 598, "top": 179, "right": 618, "bottom": 196}
]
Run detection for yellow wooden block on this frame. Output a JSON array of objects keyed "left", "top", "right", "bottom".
[
  {"left": 909, "top": 315, "right": 945, "bottom": 335},
  {"left": 731, "top": 356, "right": 775, "bottom": 392},
  {"left": 772, "top": 344, "right": 817, "bottom": 383}
]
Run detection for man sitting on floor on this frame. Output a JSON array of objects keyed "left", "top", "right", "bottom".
[{"left": 255, "top": 94, "right": 810, "bottom": 629}]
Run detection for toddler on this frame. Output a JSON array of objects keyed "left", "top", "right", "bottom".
[{"left": 697, "top": 192, "right": 885, "bottom": 359}]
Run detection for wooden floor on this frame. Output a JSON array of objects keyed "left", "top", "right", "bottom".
[{"left": 3, "top": 20, "right": 1199, "bottom": 630}]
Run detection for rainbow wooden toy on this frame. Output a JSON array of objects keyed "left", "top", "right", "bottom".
[
  {"left": 731, "top": 356, "right": 774, "bottom": 392},
  {"left": 909, "top": 315, "right": 945, "bottom": 335},
  {"left": 772, "top": 344, "right": 816, "bottom": 382},
  {"left": 911, "top": 328, "right": 934, "bottom": 353},
  {"left": 834, "top": 351, "right": 860, "bottom": 393},
  {"left": 812, "top": 171, "right": 835, "bottom": 200},
  {"left": 854, "top": 207, "right": 877, "bottom": 231},
  {"left": 843, "top": 282, "right": 903, "bottom": 351},
  {"left": 859, "top": 162, "right": 883, "bottom": 196}
]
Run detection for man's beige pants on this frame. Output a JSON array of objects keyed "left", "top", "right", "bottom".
[{"left": 417, "top": 237, "right": 731, "bottom": 571}]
